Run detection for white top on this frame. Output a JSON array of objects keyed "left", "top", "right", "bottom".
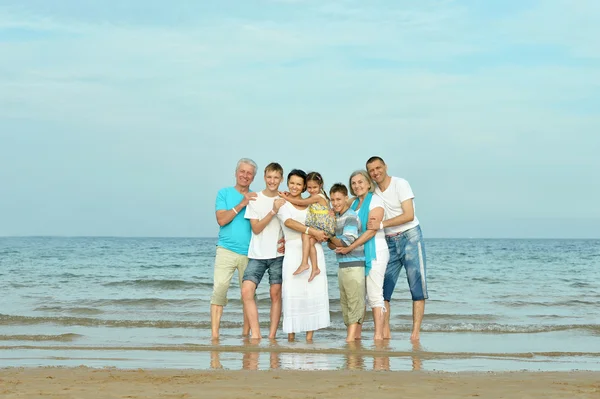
[
  {"left": 244, "top": 191, "right": 284, "bottom": 259},
  {"left": 355, "top": 195, "right": 387, "bottom": 254},
  {"left": 276, "top": 201, "right": 307, "bottom": 242},
  {"left": 374, "top": 176, "right": 420, "bottom": 235}
]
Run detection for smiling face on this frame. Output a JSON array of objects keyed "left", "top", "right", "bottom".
[
  {"left": 366, "top": 159, "right": 387, "bottom": 185},
  {"left": 236, "top": 162, "right": 256, "bottom": 188},
  {"left": 306, "top": 179, "right": 322, "bottom": 196},
  {"left": 264, "top": 170, "right": 282, "bottom": 192},
  {"left": 330, "top": 191, "right": 348, "bottom": 213},
  {"left": 350, "top": 173, "right": 371, "bottom": 198},
  {"left": 287, "top": 175, "right": 306, "bottom": 198}
]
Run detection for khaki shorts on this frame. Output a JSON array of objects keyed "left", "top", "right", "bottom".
[
  {"left": 338, "top": 266, "right": 366, "bottom": 326},
  {"left": 211, "top": 246, "right": 249, "bottom": 306}
]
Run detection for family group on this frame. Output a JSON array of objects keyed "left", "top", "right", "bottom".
[{"left": 210, "top": 156, "right": 428, "bottom": 342}]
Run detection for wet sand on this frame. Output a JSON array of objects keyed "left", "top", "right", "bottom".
[{"left": 1, "top": 367, "right": 598, "bottom": 399}]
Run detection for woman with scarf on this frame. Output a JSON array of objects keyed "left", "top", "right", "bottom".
[{"left": 336, "top": 170, "right": 389, "bottom": 341}]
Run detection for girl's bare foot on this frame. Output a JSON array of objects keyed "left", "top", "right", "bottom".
[
  {"left": 293, "top": 263, "right": 310, "bottom": 275},
  {"left": 308, "top": 267, "right": 320, "bottom": 282}
]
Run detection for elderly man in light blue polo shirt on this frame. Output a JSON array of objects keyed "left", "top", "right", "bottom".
[{"left": 211, "top": 158, "right": 258, "bottom": 339}]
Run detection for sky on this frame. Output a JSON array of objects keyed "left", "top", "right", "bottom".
[{"left": 1, "top": 0, "right": 599, "bottom": 238}]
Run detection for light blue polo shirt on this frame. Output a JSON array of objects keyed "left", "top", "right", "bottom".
[{"left": 215, "top": 187, "right": 252, "bottom": 256}]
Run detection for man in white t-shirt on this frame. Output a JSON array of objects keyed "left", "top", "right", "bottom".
[
  {"left": 241, "top": 162, "right": 287, "bottom": 340},
  {"left": 366, "top": 156, "right": 428, "bottom": 341}
]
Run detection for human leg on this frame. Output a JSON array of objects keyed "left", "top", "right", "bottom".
[
  {"left": 340, "top": 267, "right": 365, "bottom": 341},
  {"left": 306, "top": 330, "right": 314, "bottom": 341},
  {"left": 236, "top": 255, "right": 250, "bottom": 336},
  {"left": 242, "top": 259, "right": 269, "bottom": 339},
  {"left": 269, "top": 284, "right": 282, "bottom": 339},
  {"left": 210, "top": 247, "right": 239, "bottom": 339},
  {"left": 293, "top": 233, "right": 311, "bottom": 275},
  {"left": 403, "top": 226, "right": 428, "bottom": 340},
  {"left": 241, "top": 280, "right": 259, "bottom": 338},
  {"left": 367, "top": 253, "right": 389, "bottom": 341},
  {"left": 267, "top": 257, "right": 283, "bottom": 339},
  {"left": 383, "top": 236, "right": 402, "bottom": 339},
  {"left": 308, "top": 237, "right": 320, "bottom": 282}
]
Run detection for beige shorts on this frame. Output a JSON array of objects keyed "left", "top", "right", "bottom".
[
  {"left": 210, "top": 246, "right": 249, "bottom": 306},
  {"left": 338, "top": 266, "right": 366, "bottom": 326}
]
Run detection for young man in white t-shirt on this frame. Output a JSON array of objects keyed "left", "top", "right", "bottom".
[
  {"left": 366, "top": 156, "right": 428, "bottom": 341},
  {"left": 241, "top": 162, "right": 286, "bottom": 340}
]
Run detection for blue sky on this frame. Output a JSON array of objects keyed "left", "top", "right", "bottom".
[{"left": 1, "top": 0, "right": 599, "bottom": 238}]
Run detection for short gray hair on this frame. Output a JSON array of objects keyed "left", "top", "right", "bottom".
[
  {"left": 236, "top": 158, "right": 258, "bottom": 176},
  {"left": 348, "top": 170, "right": 374, "bottom": 196}
]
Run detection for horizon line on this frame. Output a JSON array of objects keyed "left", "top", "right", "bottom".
[{"left": 1, "top": 235, "right": 599, "bottom": 240}]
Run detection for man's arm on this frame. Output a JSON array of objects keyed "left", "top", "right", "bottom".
[
  {"left": 379, "top": 198, "right": 414, "bottom": 229},
  {"left": 215, "top": 192, "right": 257, "bottom": 227},
  {"left": 249, "top": 198, "right": 286, "bottom": 234}
]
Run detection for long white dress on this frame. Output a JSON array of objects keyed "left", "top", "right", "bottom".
[{"left": 277, "top": 202, "right": 330, "bottom": 333}]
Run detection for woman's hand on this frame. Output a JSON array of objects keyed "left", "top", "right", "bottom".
[
  {"left": 335, "top": 246, "right": 352, "bottom": 255},
  {"left": 311, "top": 229, "right": 328, "bottom": 242},
  {"left": 277, "top": 238, "right": 285, "bottom": 254},
  {"left": 273, "top": 198, "right": 286, "bottom": 213}
]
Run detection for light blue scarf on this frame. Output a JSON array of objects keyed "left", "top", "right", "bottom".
[{"left": 351, "top": 192, "right": 376, "bottom": 276}]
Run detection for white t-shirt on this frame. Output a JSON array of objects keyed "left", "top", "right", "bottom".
[
  {"left": 244, "top": 191, "right": 284, "bottom": 259},
  {"left": 374, "top": 176, "right": 420, "bottom": 235},
  {"left": 355, "top": 195, "right": 388, "bottom": 254}
]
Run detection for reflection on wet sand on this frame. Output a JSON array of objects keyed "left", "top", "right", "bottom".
[
  {"left": 411, "top": 341, "right": 423, "bottom": 371},
  {"left": 345, "top": 341, "right": 365, "bottom": 370},
  {"left": 241, "top": 340, "right": 281, "bottom": 370},
  {"left": 210, "top": 350, "right": 223, "bottom": 370},
  {"left": 373, "top": 340, "right": 390, "bottom": 371},
  {"left": 208, "top": 337, "right": 425, "bottom": 371}
]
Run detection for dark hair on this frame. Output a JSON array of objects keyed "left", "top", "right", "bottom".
[
  {"left": 264, "top": 162, "right": 283, "bottom": 176},
  {"left": 306, "top": 171, "right": 329, "bottom": 200},
  {"left": 366, "top": 156, "right": 386, "bottom": 168},
  {"left": 287, "top": 169, "right": 307, "bottom": 193},
  {"left": 329, "top": 183, "right": 348, "bottom": 197}
]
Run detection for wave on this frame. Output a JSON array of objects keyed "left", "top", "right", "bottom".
[
  {"left": 84, "top": 298, "right": 203, "bottom": 307},
  {"left": 102, "top": 279, "right": 209, "bottom": 290},
  {"left": 496, "top": 299, "right": 599, "bottom": 308},
  {"left": 0, "top": 333, "right": 82, "bottom": 342},
  {"left": 34, "top": 306, "right": 104, "bottom": 315},
  {"left": 1, "top": 314, "right": 598, "bottom": 334}
]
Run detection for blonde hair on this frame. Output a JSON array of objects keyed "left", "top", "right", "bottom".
[{"left": 348, "top": 170, "right": 374, "bottom": 196}]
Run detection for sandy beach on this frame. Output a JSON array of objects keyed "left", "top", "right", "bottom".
[{"left": 1, "top": 368, "right": 598, "bottom": 399}]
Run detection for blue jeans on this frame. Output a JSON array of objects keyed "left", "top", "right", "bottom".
[
  {"left": 243, "top": 257, "right": 283, "bottom": 286},
  {"left": 383, "top": 225, "right": 428, "bottom": 301}
]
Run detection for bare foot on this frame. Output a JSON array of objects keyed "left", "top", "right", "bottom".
[
  {"left": 287, "top": 333, "right": 295, "bottom": 342},
  {"left": 308, "top": 268, "right": 320, "bottom": 282},
  {"left": 293, "top": 263, "right": 310, "bottom": 275},
  {"left": 249, "top": 335, "right": 262, "bottom": 340},
  {"left": 410, "top": 331, "right": 420, "bottom": 341}
]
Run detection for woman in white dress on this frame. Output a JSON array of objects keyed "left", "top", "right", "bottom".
[{"left": 277, "top": 169, "right": 330, "bottom": 341}]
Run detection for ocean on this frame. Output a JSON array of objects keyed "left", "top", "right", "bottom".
[{"left": 1, "top": 237, "right": 599, "bottom": 371}]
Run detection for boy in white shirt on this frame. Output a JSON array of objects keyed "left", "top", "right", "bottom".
[
  {"left": 366, "top": 156, "right": 428, "bottom": 341},
  {"left": 241, "top": 162, "right": 286, "bottom": 340}
]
